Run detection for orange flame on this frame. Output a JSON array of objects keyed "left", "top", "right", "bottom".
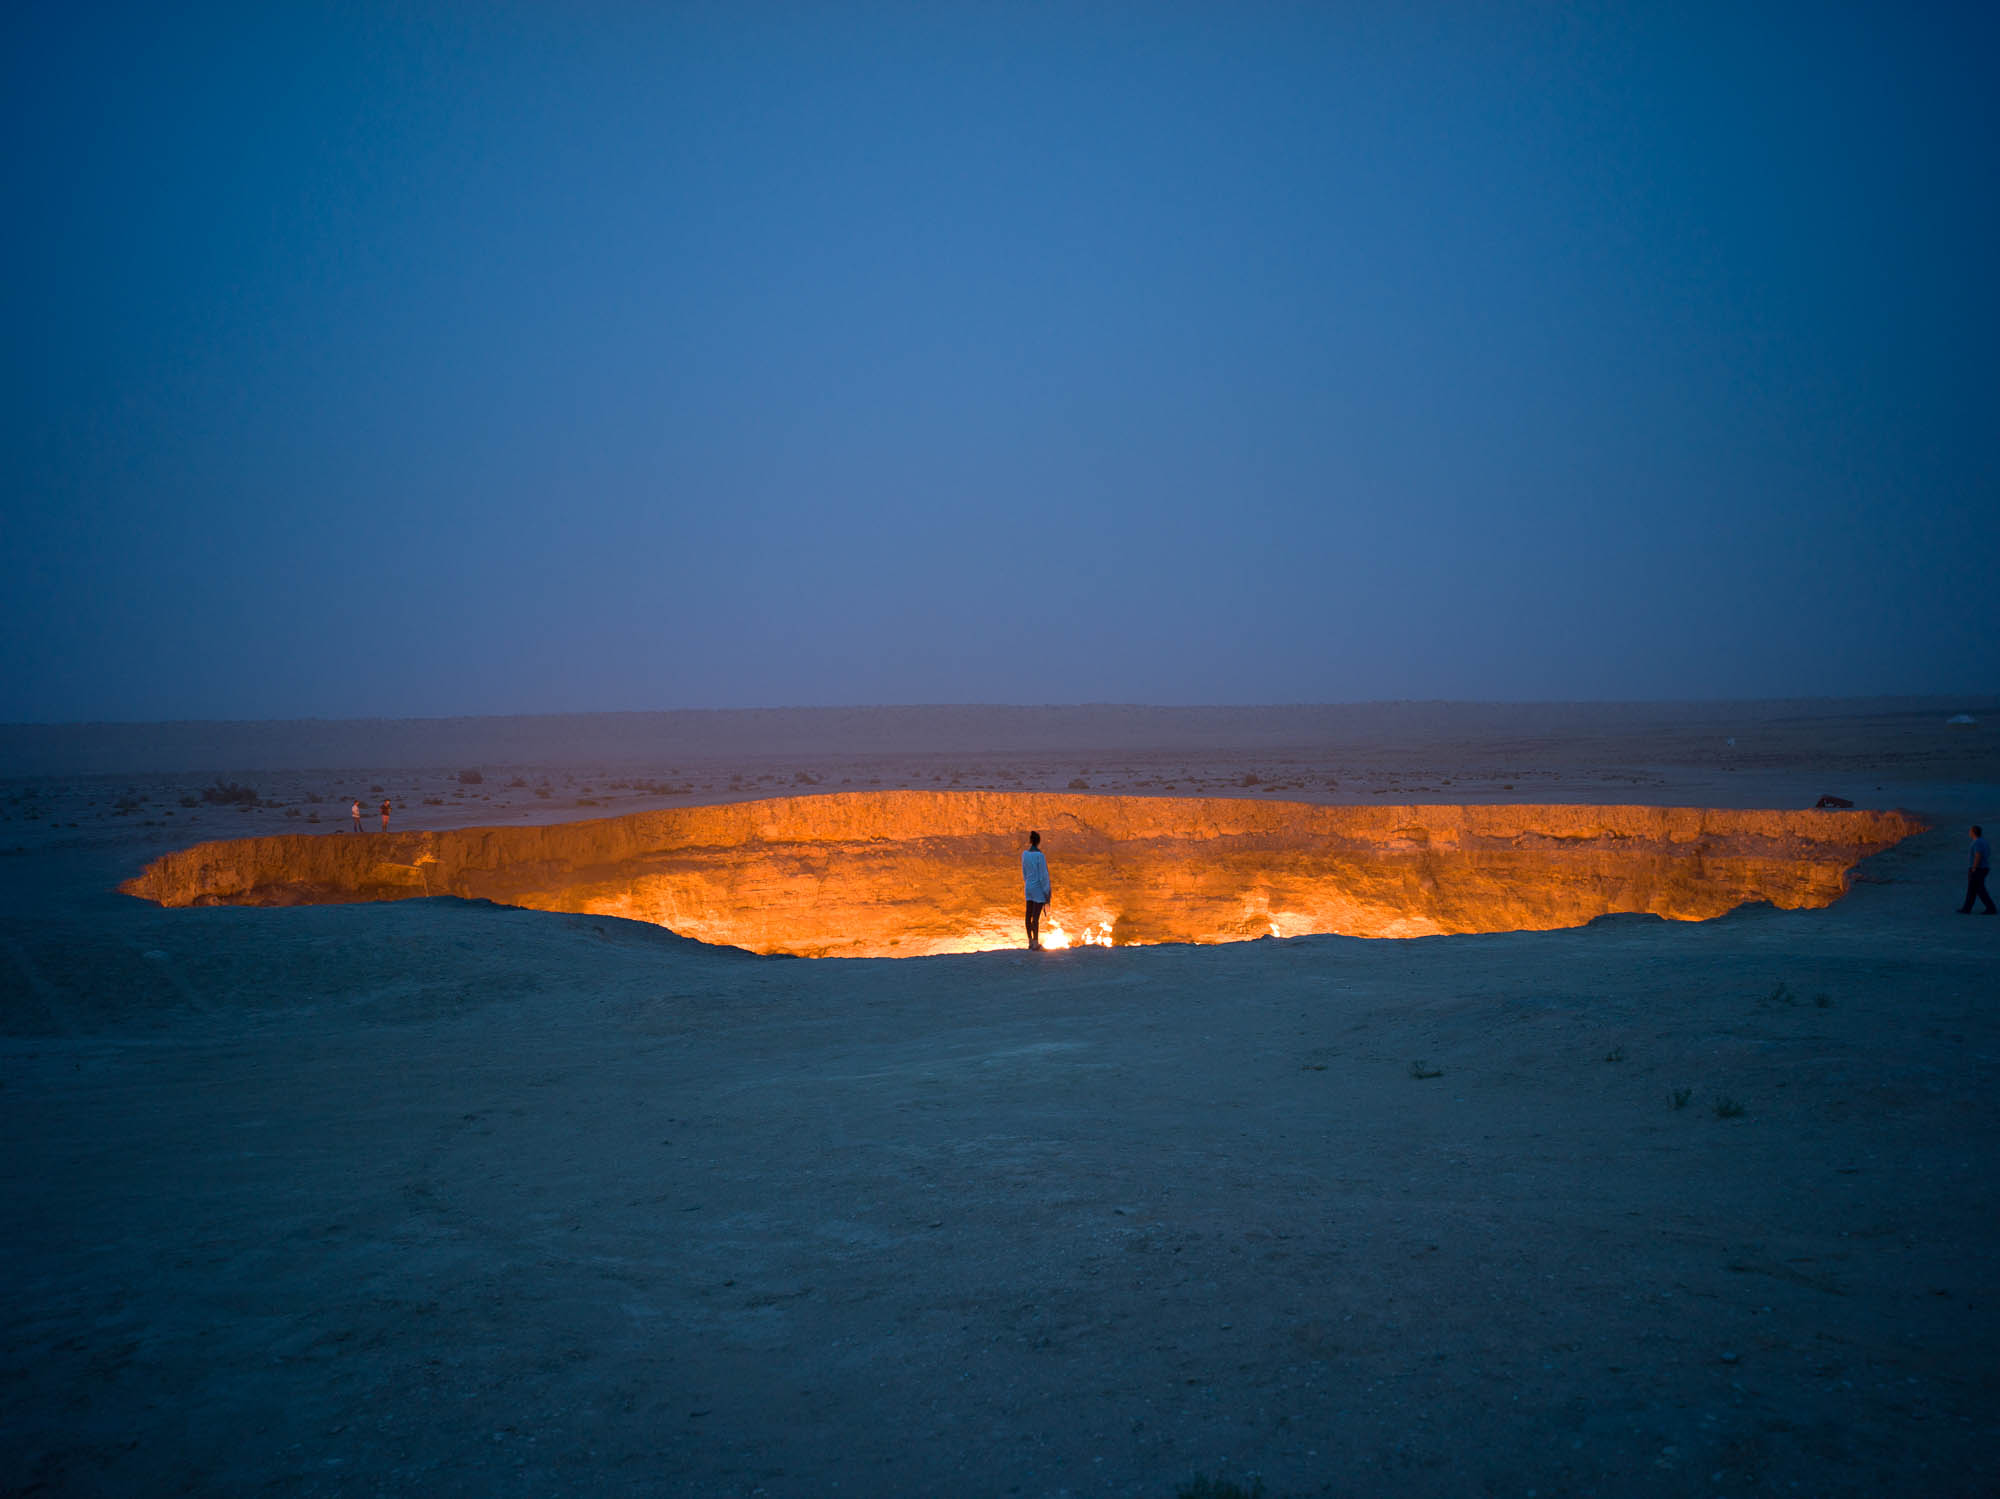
[{"left": 1042, "top": 918, "right": 1114, "bottom": 949}]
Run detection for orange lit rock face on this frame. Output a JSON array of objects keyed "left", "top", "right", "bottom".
[{"left": 121, "top": 791, "right": 1924, "bottom": 958}]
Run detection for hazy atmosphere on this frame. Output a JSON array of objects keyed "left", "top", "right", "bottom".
[
  {"left": 7, "top": 2, "right": 1995, "bottom": 721},
  {"left": 7, "top": 8, "right": 1998, "bottom": 1498}
]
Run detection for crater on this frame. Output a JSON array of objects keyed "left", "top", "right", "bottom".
[{"left": 119, "top": 791, "right": 1924, "bottom": 958}]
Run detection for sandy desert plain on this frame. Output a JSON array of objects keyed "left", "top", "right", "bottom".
[{"left": 1, "top": 698, "right": 1996, "bottom": 1498}]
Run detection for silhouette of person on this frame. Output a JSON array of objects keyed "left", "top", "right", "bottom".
[
  {"left": 1022, "top": 830, "right": 1052, "bottom": 950},
  {"left": 380, "top": 799, "right": 392, "bottom": 833},
  {"left": 351, "top": 799, "right": 362, "bottom": 832},
  {"left": 1961, "top": 825, "right": 1995, "bottom": 914}
]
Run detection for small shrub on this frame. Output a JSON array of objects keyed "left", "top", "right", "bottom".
[
  {"left": 370, "top": 784, "right": 383, "bottom": 793},
  {"left": 1240, "top": 773, "right": 1261, "bottom": 787},
  {"left": 1069, "top": 777, "right": 1090, "bottom": 790},
  {"left": 1766, "top": 982, "right": 1796, "bottom": 1006},
  {"left": 507, "top": 777, "right": 527, "bottom": 788},
  {"left": 1813, "top": 993, "right": 1832, "bottom": 1009},
  {"left": 200, "top": 780, "right": 258, "bottom": 806},
  {"left": 423, "top": 797, "right": 444, "bottom": 806},
  {"left": 1605, "top": 1046, "right": 1626, "bottom": 1063},
  {"left": 794, "top": 770, "right": 818, "bottom": 784},
  {"left": 284, "top": 807, "right": 300, "bottom": 818},
  {"left": 113, "top": 795, "right": 142, "bottom": 814},
  {"left": 1409, "top": 1060, "right": 1443, "bottom": 1080},
  {"left": 178, "top": 794, "right": 200, "bottom": 808},
  {"left": 534, "top": 787, "right": 552, "bottom": 799},
  {"left": 1714, "top": 1097, "right": 1746, "bottom": 1119},
  {"left": 576, "top": 798, "right": 600, "bottom": 806},
  {"left": 1672, "top": 1087, "right": 1692, "bottom": 1109},
  {"left": 457, "top": 769, "right": 483, "bottom": 785}
]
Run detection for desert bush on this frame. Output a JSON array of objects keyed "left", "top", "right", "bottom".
[
  {"left": 507, "top": 777, "right": 528, "bottom": 788},
  {"left": 457, "top": 769, "right": 483, "bottom": 785},
  {"left": 1240, "top": 772, "right": 1261, "bottom": 786},
  {"left": 200, "top": 780, "right": 258, "bottom": 806},
  {"left": 178, "top": 794, "right": 200, "bottom": 808},
  {"left": 1069, "top": 777, "right": 1090, "bottom": 790},
  {"left": 534, "top": 787, "right": 553, "bottom": 799},
  {"left": 1408, "top": 1060, "right": 1443, "bottom": 1080},
  {"left": 1714, "top": 1097, "right": 1746, "bottom": 1118}
]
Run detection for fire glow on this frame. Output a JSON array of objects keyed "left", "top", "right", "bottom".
[{"left": 122, "top": 790, "right": 1924, "bottom": 960}]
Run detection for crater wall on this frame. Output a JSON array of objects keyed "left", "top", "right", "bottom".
[{"left": 120, "top": 791, "right": 1924, "bottom": 957}]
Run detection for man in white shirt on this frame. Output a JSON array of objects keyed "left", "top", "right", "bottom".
[{"left": 1022, "top": 830, "right": 1053, "bottom": 950}]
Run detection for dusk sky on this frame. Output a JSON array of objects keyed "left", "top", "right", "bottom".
[{"left": 6, "top": 2, "right": 1994, "bottom": 723}]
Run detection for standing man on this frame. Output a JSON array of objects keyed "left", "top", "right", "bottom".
[
  {"left": 351, "top": 798, "right": 362, "bottom": 833},
  {"left": 380, "top": 798, "right": 392, "bottom": 834},
  {"left": 1022, "top": 830, "right": 1052, "bottom": 950},
  {"left": 1961, "top": 825, "right": 1995, "bottom": 914}
]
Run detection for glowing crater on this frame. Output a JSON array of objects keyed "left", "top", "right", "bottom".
[{"left": 121, "top": 791, "right": 1923, "bottom": 959}]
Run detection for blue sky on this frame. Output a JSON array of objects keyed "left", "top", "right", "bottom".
[{"left": 5, "top": 1, "right": 1993, "bottom": 720}]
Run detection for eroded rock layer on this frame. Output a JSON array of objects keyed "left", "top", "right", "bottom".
[{"left": 119, "top": 792, "right": 1924, "bottom": 957}]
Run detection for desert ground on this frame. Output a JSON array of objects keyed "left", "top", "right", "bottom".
[{"left": 2, "top": 701, "right": 1995, "bottom": 1496}]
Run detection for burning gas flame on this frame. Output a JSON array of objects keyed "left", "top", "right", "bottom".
[{"left": 1042, "top": 919, "right": 1114, "bottom": 949}]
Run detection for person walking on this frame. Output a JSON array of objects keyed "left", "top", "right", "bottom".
[
  {"left": 1022, "top": 830, "right": 1052, "bottom": 950},
  {"left": 1960, "top": 825, "right": 1995, "bottom": 914},
  {"left": 380, "top": 798, "right": 392, "bottom": 834},
  {"left": 351, "top": 799, "right": 362, "bottom": 833}
]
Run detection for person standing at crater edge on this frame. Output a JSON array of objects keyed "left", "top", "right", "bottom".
[
  {"left": 1023, "top": 830, "right": 1053, "bottom": 950},
  {"left": 1961, "top": 825, "right": 1995, "bottom": 914},
  {"left": 380, "top": 798, "right": 392, "bottom": 834},
  {"left": 350, "top": 799, "right": 362, "bottom": 833}
]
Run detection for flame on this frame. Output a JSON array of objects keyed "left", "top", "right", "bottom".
[{"left": 1042, "top": 918, "right": 1114, "bottom": 949}]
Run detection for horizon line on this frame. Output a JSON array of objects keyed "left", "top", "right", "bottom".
[{"left": 2, "top": 692, "right": 1992, "bottom": 732}]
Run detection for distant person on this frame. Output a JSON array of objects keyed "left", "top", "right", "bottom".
[
  {"left": 1961, "top": 825, "right": 1995, "bottom": 914},
  {"left": 350, "top": 799, "right": 362, "bottom": 833},
  {"left": 380, "top": 799, "right": 392, "bottom": 833},
  {"left": 1022, "top": 830, "right": 1052, "bottom": 950}
]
